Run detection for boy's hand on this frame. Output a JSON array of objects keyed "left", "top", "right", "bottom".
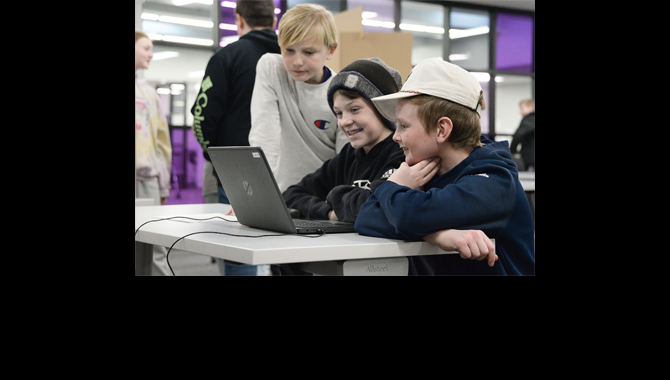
[
  {"left": 328, "top": 209, "right": 339, "bottom": 221},
  {"left": 423, "top": 229, "right": 498, "bottom": 267},
  {"left": 388, "top": 157, "right": 441, "bottom": 190}
]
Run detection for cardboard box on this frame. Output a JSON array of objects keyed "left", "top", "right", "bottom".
[{"left": 332, "top": 7, "right": 413, "bottom": 81}]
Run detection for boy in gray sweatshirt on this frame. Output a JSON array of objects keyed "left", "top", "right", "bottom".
[{"left": 249, "top": 3, "right": 349, "bottom": 192}]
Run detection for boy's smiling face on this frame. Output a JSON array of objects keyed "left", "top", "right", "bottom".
[
  {"left": 393, "top": 99, "right": 440, "bottom": 166},
  {"left": 332, "top": 92, "right": 391, "bottom": 154},
  {"left": 282, "top": 38, "right": 335, "bottom": 84}
]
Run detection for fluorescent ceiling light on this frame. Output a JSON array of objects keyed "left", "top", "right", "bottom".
[
  {"left": 362, "top": 19, "right": 395, "bottom": 28},
  {"left": 395, "top": 23, "right": 488, "bottom": 38},
  {"left": 156, "top": 88, "right": 171, "bottom": 95},
  {"left": 449, "top": 53, "right": 470, "bottom": 61},
  {"left": 362, "top": 11, "right": 378, "bottom": 19},
  {"left": 157, "top": 15, "right": 213, "bottom": 28},
  {"left": 399, "top": 23, "right": 428, "bottom": 32},
  {"left": 221, "top": 1, "right": 236, "bottom": 8},
  {"left": 449, "top": 26, "right": 489, "bottom": 39},
  {"left": 149, "top": 34, "right": 213, "bottom": 46},
  {"left": 141, "top": 13, "right": 160, "bottom": 21},
  {"left": 172, "top": 0, "right": 213, "bottom": 5},
  {"left": 470, "top": 72, "right": 490, "bottom": 82},
  {"left": 152, "top": 51, "right": 180, "bottom": 61},
  {"left": 399, "top": 23, "right": 445, "bottom": 34},
  {"left": 426, "top": 26, "right": 445, "bottom": 34},
  {"left": 219, "top": 23, "right": 237, "bottom": 31}
]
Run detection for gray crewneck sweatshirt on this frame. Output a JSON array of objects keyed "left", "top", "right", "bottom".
[{"left": 249, "top": 53, "right": 349, "bottom": 192}]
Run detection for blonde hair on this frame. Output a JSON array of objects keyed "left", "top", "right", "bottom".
[
  {"left": 519, "top": 98, "right": 534, "bottom": 108},
  {"left": 135, "top": 30, "right": 148, "bottom": 43},
  {"left": 278, "top": 3, "right": 338, "bottom": 50},
  {"left": 405, "top": 93, "right": 486, "bottom": 150}
]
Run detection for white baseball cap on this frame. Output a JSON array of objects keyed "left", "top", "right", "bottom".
[{"left": 372, "top": 57, "right": 483, "bottom": 123}]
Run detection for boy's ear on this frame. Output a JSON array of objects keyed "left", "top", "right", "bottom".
[
  {"left": 326, "top": 45, "right": 337, "bottom": 60},
  {"left": 235, "top": 13, "right": 245, "bottom": 30},
  {"left": 435, "top": 117, "right": 453, "bottom": 144}
]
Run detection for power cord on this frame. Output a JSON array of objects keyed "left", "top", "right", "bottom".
[{"left": 135, "top": 216, "right": 325, "bottom": 275}]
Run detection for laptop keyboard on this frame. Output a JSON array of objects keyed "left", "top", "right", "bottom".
[{"left": 293, "top": 219, "right": 330, "bottom": 228}]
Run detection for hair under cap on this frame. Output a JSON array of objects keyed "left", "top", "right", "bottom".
[{"left": 327, "top": 57, "right": 403, "bottom": 130}]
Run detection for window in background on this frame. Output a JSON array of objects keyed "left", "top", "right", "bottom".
[
  {"left": 400, "top": 1, "right": 444, "bottom": 66},
  {"left": 465, "top": 72, "right": 490, "bottom": 135},
  {"left": 479, "top": 77, "right": 490, "bottom": 135},
  {"left": 494, "top": 75, "right": 533, "bottom": 141},
  {"left": 348, "top": 0, "right": 395, "bottom": 33},
  {"left": 448, "top": 7, "right": 490, "bottom": 71},
  {"left": 141, "top": 0, "right": 216, "bottom": 47},
  {"left": 496, "top": 12, "right": 534, "bottom": 73}
]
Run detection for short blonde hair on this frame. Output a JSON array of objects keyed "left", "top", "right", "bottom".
[
  {"left": 135, "top": 30, "right": 148, "bottom": 43},
  {"left": 519, "top": 98, "right": 534, "bottom": 108},
  {"left": 278, "top": 3, "right": 338, "bottom": 50}
]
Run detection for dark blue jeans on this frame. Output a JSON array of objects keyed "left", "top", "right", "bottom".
[{"left": 216, "top": 185, "right": 257, "bottom": 276}]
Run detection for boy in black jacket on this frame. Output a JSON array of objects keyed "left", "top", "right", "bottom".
[
  {"left": 191, "top": 0, "right": 280, "bottom": 195},
  {"left": 190, "top": 0, "right": 280, "bottom": 276},
  {"left": 282, "top": 58, "right": 405, "bottom": 223}
]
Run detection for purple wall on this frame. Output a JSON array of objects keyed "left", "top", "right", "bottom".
[{"left": 496, "top": 13, "right": 534, "bottom": 73}]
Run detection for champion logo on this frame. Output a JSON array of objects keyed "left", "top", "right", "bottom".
[{"left": 314, "top": 120, "right": 330, "bottom": 130}]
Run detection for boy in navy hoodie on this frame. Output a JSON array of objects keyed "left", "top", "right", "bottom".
[{"left": 356, "top": 58, "right": 535, "bottom": 275}]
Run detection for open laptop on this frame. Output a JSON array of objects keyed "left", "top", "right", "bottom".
[{"left": 207, "top": 146, "right": 356, "bottom": 234}]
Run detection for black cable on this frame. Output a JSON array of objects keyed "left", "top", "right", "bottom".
[
  {"left": 134, "top": 215, "right": 237, "bottom": 237},
  {"left": 164, "top": 230, "right": 284, "bottom": 276},
  {"left": 135, "top": 216, "right": 325, "bottom": 276}
]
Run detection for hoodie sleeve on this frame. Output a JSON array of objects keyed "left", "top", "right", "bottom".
[
  {"left": 282, "top": 156, "right": 339, "bottom": 220},
  {"left": 327, "top": 146, "right": 405, "bottom": 223},
  {"left": 355, "top": 160, "right": 517, "bottom": 241},
  {"left": 191, "top": 53, "right": 230, "bottom": 158},
  {"left": 249, "top": 54, "right": 282, "bottom": 177}
]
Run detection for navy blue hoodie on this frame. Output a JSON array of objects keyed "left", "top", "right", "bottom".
[{"left": 354, "top": 136, "right": 535, "bottom": 275}]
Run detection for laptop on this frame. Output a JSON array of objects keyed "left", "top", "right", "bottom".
[{"left": 207, "top": 146, "right": 356, "bottom": 234}]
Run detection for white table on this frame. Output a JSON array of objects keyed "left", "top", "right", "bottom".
[
  {"left": 520, "top": 179, "right": 534, "bottom": 191},
  {"left": 518, "top": 171, "right": 535, "bottom": 192},
  {"left": 518, "top": 171, "right": 535, "bottom": 180},
  {"left": 135, "top": 203, "right": 467, "bottom": 276}
]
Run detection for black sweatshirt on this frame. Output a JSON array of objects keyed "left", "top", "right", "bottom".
[
  {"left": 190, "top": 29, "right": 281, "bottom": 161},
  {"left": 282, "top": 133, "right": 405, "bottom": 223}
]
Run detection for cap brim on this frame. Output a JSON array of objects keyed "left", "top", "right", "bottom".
[{"left": 371, "top": 91, "right": 421, "bottom": 123}]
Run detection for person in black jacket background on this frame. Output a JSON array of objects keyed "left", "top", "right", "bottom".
[
  {"left": 189, "top": 0, "right": 280, "bottom": 276},
  {"left": 282, "top": 58, "right": 405, "bottom": 223},
  {"left": 191, "top": 0, "right": 280, "bottom": 201},
  {"left": 510, "top": 98, "right": 535, "bottom": 171}
]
